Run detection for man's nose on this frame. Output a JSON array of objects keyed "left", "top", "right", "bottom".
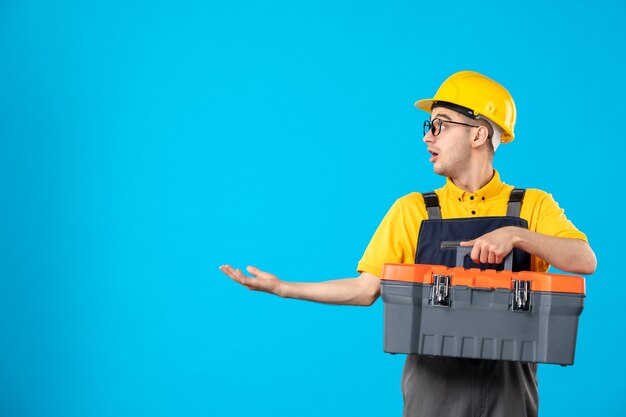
[{"left": 423, "top": 130, "right": 434, "bottom": 144}]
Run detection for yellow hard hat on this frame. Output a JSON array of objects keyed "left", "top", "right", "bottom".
[{"left": 414, "top": 71, "right": 516, "bottom": 143}]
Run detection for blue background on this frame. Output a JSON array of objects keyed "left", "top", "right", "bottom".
[{"left": 1, "top": 0, "right": 624, "bottom": 416}]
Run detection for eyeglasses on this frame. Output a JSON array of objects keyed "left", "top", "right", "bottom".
[{"left": 423, "top": 118, "right": 481, "bottom": 137}]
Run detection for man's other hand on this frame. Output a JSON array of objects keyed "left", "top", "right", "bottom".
[{"left": 219, "top": 265, "right": 283, "bottom": 296}]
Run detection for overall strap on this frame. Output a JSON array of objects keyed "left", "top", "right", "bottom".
[
  {"left": 421, "top": 192, "right": 441, "bottom": 220},
  {"left": 506, "top": 188, "right": 526, "bottom": 217}
]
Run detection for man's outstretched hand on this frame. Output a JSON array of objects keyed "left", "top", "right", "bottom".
[{"left": 219, "top": 265, "right": 283, "bottom": 295}]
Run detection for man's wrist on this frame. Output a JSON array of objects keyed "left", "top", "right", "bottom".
[
  {"left": 510, "top": 226, "right": 530, "bottom": 249},
  {"left": 275, "top": 281, "right": 289, "bottom": 298}
]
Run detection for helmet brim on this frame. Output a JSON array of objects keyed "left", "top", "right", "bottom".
[{"left": 414, "top": 99, "right": 434, "bottom": 112}]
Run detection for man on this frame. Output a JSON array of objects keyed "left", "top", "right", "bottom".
[{"left": 220, "top": 70, "right": 596, "bottom": 417}]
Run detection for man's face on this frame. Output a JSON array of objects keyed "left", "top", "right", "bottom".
[{"left": 423, "top": 107, "right": 476, "bottom": 177}]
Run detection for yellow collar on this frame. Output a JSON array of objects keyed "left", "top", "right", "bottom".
[{"left": 444, "top": 170, "right": 506, "bottom": 202}]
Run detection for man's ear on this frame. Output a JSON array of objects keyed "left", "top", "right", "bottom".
[{"left": 471, "top": 126, "right": 490, "bottom": 149}]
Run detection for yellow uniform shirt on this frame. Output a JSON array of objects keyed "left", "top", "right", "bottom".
[{"left": 357, "top": 171, "right": 587, "bottom": 277}]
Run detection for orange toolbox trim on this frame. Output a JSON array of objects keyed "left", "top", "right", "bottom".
[{"left": 381, "top": 263, "right": 585, "bottom": 295}]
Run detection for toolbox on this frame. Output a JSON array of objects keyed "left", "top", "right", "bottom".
[{"left": 380, "top": 246, "right": 586, "bottom": 365}]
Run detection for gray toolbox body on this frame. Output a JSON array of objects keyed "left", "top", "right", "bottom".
[{"left": 380, "top": 246, "right": 585, "bottom": 365}]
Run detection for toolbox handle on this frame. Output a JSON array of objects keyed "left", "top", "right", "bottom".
[{"left": 441, "top": 241, "right": 513, "bottom": 271}]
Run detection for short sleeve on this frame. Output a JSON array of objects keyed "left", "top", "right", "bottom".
[
  {"left": 533, "top": 192, "right": 588, "bottom": 242},
  {"left": 357, "top": 196, "right": 424, "bottom": 278}
]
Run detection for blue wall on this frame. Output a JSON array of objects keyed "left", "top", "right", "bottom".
[{"left": 1, "top": 1, "right": 624, "bottom": 416}]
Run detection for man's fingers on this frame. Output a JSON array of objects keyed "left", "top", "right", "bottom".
[
  {"left": 224, "top": 266, "right": 242, "bottom": 282},
  {"left": 221, "top": 265, "right": 240, "bottom": 280},
  {"left": 220, "top": 265, "right": 253, "bottom": 286},
  {"left": 453, "top": 239, "right": 511, "bottom": 265},
  {"left": 219, "top": 264, "right": 237, "bottom": 279},
  {"left": 247, "top": 265, "right": 262, "bottom": 276},
  {"left": 235, "top": 268, "right": 255, "bottom": 285},
  {"left": 470, "top": 244, "right": 481, "bottom": 264},
  {"left": 476, "top": 244, "right": 489, "bottom": 264}
]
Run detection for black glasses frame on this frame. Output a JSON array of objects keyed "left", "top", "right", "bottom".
[{"left": 423, "top": 118, "right": 481, "bottom": 136}]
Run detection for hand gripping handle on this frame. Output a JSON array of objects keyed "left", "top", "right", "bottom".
[{"left": 440, "top": 240, "right": 513, "bottom": 271}]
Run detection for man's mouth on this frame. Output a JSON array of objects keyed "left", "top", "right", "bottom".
[{"left": 429, "top": 150, "right": 439, "bottom": 162}]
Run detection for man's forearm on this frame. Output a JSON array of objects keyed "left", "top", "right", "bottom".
[
  {"left": 512, "top": 227, "right": 596, "bottom": 275},
  {"left": 278, "top": 275, "right": 380, "bottom": 306}
]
